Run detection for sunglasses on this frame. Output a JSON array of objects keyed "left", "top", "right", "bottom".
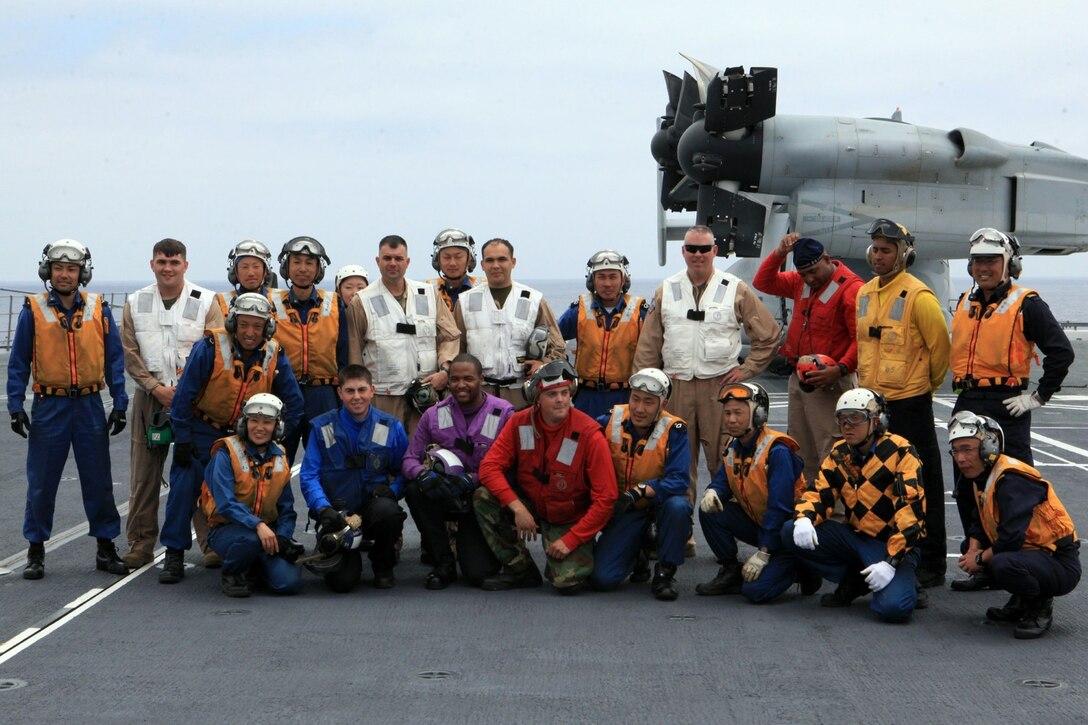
[{"left": 684, "top": 244, "right": 714, "bottom": 255}]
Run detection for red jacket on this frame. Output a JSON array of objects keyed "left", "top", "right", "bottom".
[
  {"left": 479, "top": 406, "right": 618, "bottom": 549},
  {"left": 753, "top": 253, "right": 863, "bottom": 371}
]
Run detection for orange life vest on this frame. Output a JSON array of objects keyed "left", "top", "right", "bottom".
[
  {"left": 950, "top": 284, "right": 1036, "bottom": 390},
  {"left": 270, "top": 289, "right": 340, "bottom": 384},
  {"left": 193, "top": 329, "right": 282, "bottom": 430},
  {"left": 574, "top": 293, "right": 644, "bottom": 388},
  {"left": 28, "top": 291, "right": 106, "bottom": 395},
  {"left": 199, "top": 436, "right": 291, "bottom": 527},
  {"left": 976, "top": 455, "right": 1077, "bottom": 553},
  {"left": 606, "top": 406, "right": 683, "bottom": 492},
  {"left": 723, "top": 428, "right": 804, "bottom": 524}
]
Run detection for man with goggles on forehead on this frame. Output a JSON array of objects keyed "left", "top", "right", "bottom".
[
  {"left": 428, "top": 228, "right": 482, "bottom": 310},
  {"left": 208, "top": 239, "right": 276, "bottom": 328},
  {"left": 696, "top": 382, "right": 820, "bottom": 603},
  {"left": 856, "top": 218, "right": 949, "bottom": 590},
  {"left": 590, "top": 368, "right": 692, "bottom": 601},
  {"left": 948, "top": 411, "right": 1079, "bottom": 638},
  {"left": 948, "top": 228, "right": 1074, "bottom": 592},
  {"left": 634, "top": 225, "right": 781, "bottom": 551},
  {"left": 557, "top": 250, "right": 649, "bottom": 419},
  {"left": 782, "top": 388, "right": 927, "bottom": 622},
  {"left": 753, "top": 233, "right": 863, "bottom": 485}
]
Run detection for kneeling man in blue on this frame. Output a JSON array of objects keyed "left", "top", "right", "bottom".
[
  {"left": 781, "top": 388, "right": 926, "bottom": 623},
  {"left": 697, "top": 382, "right": 818, "bottom": 602},
  {"left": 199, "top": 393, "right": 302, "bottom": 597},
  {"left": 591, "top": 368, "right": 692, "bottom": 601}
]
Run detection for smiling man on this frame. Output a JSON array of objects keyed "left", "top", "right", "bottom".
[
  {"left": 428, "top": 228, "right": 482, "bottom": 311},
  {"left": 947, "top": 228, "right": 1074, "bottom": 592},
  {"left": 207, "top": 239, "right": 276, "bottom": 328},
  {"left": 856, "top": 218, "right": 950, "bottom": 589}
]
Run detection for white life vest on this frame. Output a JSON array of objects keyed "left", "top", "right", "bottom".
[
  {"left": 128, "top": 280, "right": 215, "bottom": 386},
  {"left": 461, "top": 282, "right": 543, "bottom": 382},
  {"left": 357, "top": 278, "right": 439, "bottom": 395},
  {"left": 659, "top": 268, "right": 741, "bottom": 380}
]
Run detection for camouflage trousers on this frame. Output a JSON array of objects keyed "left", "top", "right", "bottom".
[{"left": 473, "top": 487, "right": 594, "bottom": 588}]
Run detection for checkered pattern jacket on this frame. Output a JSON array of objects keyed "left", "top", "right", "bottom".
[{"left": 796, "top": 432, "right": 926, "bottom": 563}]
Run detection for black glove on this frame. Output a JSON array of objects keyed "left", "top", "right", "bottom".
[
  {"left": 11, "top": 412, "right": 30, "bottom": 439},
  {"left": 369, "top": 484, "right": 395, "bottom": 500},
  {"left": 107, "top": 409, "right": 127, "bottom": 436},
  {"left": 173, "top": 441, "right": 196, "bottom": 468},
  {"left": 316, "top": 506, "right": 346, "bottom": 532},
  {"left": 275, "top": 536, "right": 306, "bottom": 564},
  {"left": 415, "top": 471, "right": 445, "bottom": 501},
  {"left": 444, "top": 473, "right": 476, "bottom": 499},
  {"left": 613, "top": 487, "right": 645, "bottom": 517}
]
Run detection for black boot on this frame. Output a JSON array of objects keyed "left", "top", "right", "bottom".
[
  {"left": 1014, "top": 598, "right": 1054, "bottom": 639},
  {"left": 629, "top": 547, "right": 651, "bottom": 584},
  {"left": 159, "top": 548, "right": 185, "bottom": 584},
  {"left": 23, "top": 542, "right": 45, "bottom": 581},
  {"left": 221, "top": 573, "right": 251, "bottom": 598},
  {"left": 986, "top": 594, "right": 1027, "bottom": 623},
  {"left": 481, "top": 562, "right": 543, "bottom": 591},
  {"left": 798, "top": 566, "right": 823, "bottom": 596},
  {"left": 425, "top": 562, "right": 457, "bottom": 590},
  {"left": 650, "top": 563, "right": 679, "bottom": 601},
  {"left": 96, "top": 538, "right": 128, "bottom": 575},
  {"left": 695, "top": 562, "right": 742, "bottom": 596},
  {"left": 951, "top": 569, "right": 995, "bottom": 592},
  {"left": 820, "top": 572, "right": 868, "bottom": 607}
]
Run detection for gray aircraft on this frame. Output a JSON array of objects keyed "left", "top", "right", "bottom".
[{"left": 651, "top": 58, "right": 1088, "bottom": 304}]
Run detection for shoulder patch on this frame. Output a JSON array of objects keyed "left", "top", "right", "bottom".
[{"left": 672, "top": 421, "right": 687, "bottom": 431}]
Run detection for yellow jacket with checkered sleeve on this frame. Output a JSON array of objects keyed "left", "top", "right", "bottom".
[{"left": 795, "top": 432, "right": 926, "bottom": 563}]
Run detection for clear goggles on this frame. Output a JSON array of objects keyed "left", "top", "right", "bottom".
[
  {"left": 435, "top": 229, "right": 472, "bottom": 246},
  {"left": 46, "top": 242, "right": 88, "bottom": 263},
  {"left": 835, "top": 411, "right": 870, "bottom": 426},
  {"left": 284, "top": 237, "right": 328, "bottom": 260},
  {"left": 231, "top": 240, "right": 271, "bottom": 262},
  {"left": 629, "top": 372, "right": 669, "bottom": 397}
]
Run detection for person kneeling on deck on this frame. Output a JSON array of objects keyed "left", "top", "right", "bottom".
[
  {"left": 697, "top": 382, "right": 820, "bottom": 602},
  {"left": 299, "top": 364, "right": 409, "bottom": 593},
  {"left": 781, "top": 388, "right": 926, "bottom": 623},
  {"left": 948, "top": 411, "right": 1080, "bottom": 639},
  {"left": 198, "top": 394, "right": 303, "bottom": 597},
  {"left": 590, "top": 368, "right": 691, "bottom": 600},
  {"left": 474, "top": 360, "right": 617, "bottom": 594}
]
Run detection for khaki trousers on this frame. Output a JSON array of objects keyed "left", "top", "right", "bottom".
[
  {"left": 667, "top": 377, "right": 724, "bottom": 504},
  {"left": 787, "top": 372, "right": 855, "bottom": 485}
]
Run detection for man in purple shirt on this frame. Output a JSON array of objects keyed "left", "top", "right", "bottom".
[{"left": 403, "top": 353, "right": 515, "bottom": 589}]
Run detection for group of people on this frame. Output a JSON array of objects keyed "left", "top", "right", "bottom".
[{"left": 6, "top": 218, "right": 1079, "bottom": 639}]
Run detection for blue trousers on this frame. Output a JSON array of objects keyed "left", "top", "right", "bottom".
[
  {"left": 781, "top": 519, "right": 919, "bottom": 623},
  {"left": 573, "top": 386, "right": 630, "bottom": 421},
  {"left": 282, "top": 383, "right": 338, "bottom": 465},
  {"left": 699, "top": 501, "right": 801, "bottom": 604},
  {"left": 160, "top": 418, "right": 224, "bottom": 550},
  {"left": 208, "top": 523, "right": 303, "bottom": 594},
  {"left": 23, "top": 394, "right": 121, "bottom": 543},
  {"left": 590, "top": 495, "right": 692, "bottom": 589},
  {"left": 990, "top": 547, "right": 1081, "bottom": 601}
]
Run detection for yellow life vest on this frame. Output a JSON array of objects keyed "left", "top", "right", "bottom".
[
  {"left": 28, "top": 291, "right": 106, "bottom": 395},
  {"left": 950, "top": 284, "right": 1036, "bottom": 390},
  {"left": 856, "top": 272, "right": 936, "bottom": 399},
  {"left": 723, "top": 428, "right": 803, "bottom": 525},
  {"left": 574, "top": 293, "right": 644, "bottom": 388},
  {"left": 199, "top": 436, "right": 291, "bottom": 527}
]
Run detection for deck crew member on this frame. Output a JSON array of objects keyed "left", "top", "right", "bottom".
[
  {"left": 454, "top": 238, "right": 566, "bottom": 409},
  {"left": 590, "top": 368, "right": 692, "bottom": 600},
  {"left": 949, "top": 228, "right": 1074, "bottom": 592},
  {"left": 856, "top": 218, "right": 950, "bottom": 589},
  {"left": 752, "top": 233, "right": 862, "bottom": 483},
  {"left": 428, "top": 228, "right": 482, "bottom": 310},
  {"left": 121, "top": 238, "right": 217, "bottom": 569},
  {"left": 8, "top": 240, "right": 129, "bottom": 580},
  {"left": 335, "top": 264, "right": 370, "bottom": 307},
  {"left": 948, "top": 411, "right": 1079, "bottom": 638},
  {"left": 557, "top": 250, "right": 648, "bottom": 420},
  {"left": 208, "top": 239, "right": 275, "bottom": 328}
]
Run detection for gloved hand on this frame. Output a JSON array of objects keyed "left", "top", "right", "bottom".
[
  {"left": 173, "top": 441, "right": 196, "bottom": 468},
  {"left": 700, "top": 489, "right": 723, "bottom": 514},
  {"left": 275, "top": 536, "right": 306, "bottom": 563},
  {"left": 107, "top": 409, "right": 127, "bottom": 436},
  {"left": 742, "top": 550, "right": 771, "bottom": 582},
  {"left": 1003, "top": 391, "right": 1042, "bottom": 417},
  {"left": 11, "top": 412, "right": 30, "bottom": 439},
  {"left": 792, "top": 517, "right": 819, "bottom": 550},
  {"left": 444, "top": 473, "right": 476, "bottom": 498},
  {"left": 369, "top": 484, "right": 395, "bottom": 500},
  {"left": 861, "top": 561, "right": 896, "bottom": 592},
  {"left": 415, "top": 471, "right": 444, "bottom": 500},
  {"left": 612, "top": 487, "right": 645, "bottom": 517},
  {"left": 316, "top": 506, "right": 347, "bottom": 532}
]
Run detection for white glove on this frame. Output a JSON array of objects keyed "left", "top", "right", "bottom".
[
  {"left": 861, "top": 561, "right": 896, "bottom": 592},
  {"left": 741, "top": 550, "right": 771, "bottom": 582},
  {"left": 792, "top": 517, "right": 819, "bottom": 551},
  {"left": 1003, "top": 391, "right": 1042, "bottom": 417},
  {"left": 700, "top": 489, "right": 723, "bottom": 514}
]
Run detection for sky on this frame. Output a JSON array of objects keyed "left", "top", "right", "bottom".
[{"left": 2, "top": 0, "right": 1087, "bottom": 286}]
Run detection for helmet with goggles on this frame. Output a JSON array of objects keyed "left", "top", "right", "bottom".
[{"left": 584, "top": 250, "right": 631, "bottom": 294}]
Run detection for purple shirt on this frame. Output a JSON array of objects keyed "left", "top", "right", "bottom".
[{"left": 402, "top": 392, "right": 515, "bottom": 481}]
